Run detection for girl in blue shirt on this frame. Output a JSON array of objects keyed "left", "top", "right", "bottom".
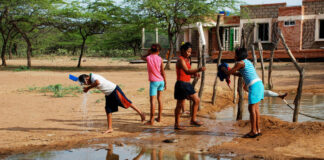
[{"left": 222, "top": 47, "right": 264, "bottom": 138}]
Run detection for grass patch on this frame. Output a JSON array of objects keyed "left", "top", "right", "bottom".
[
  {"left": 22, "top": 84, "right": 99, "bottom": 97},
  {"left": 137, "top": 88, "right": 145, "bottom": 92}
]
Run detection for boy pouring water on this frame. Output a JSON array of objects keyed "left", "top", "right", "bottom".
[{"left": 79, "top": 73, "right": 145, "bottom": 134}]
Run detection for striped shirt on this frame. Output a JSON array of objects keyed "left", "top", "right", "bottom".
[{"left": 239, "top": 59, "right": 261, "bottom": 87}]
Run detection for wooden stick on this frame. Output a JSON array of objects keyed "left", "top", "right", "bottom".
[
  {"left": 237, "top": 77, "right": 244, "bottom": 120},
  {"left": 278, "top": 29, "right": 304, "bottom": 122},
  {"left": 212, "top": 15, "right": 222, "bottom": 105},
  {"left": 251, "top": 44, "right": 257, "bottom": 68},
  {"left": 257, "top": 41, "right": 265, "bottom": 83}
]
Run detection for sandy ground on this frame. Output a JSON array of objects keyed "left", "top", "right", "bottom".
[{"left": 0, "top": 57, "right": 323, "bottom": 159}]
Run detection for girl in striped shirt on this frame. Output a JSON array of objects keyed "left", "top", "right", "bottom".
[{"left": 222, "top": 47, "right": 264, "bottom": 138}]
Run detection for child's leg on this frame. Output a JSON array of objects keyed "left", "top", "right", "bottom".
[
  {"left": 104, "top": 113, "right": 113, "bottom": 134},
  {"left": 255, "top": 102, "right": 261, "bottom": 133},
  {"left": 174, "top": 99, "right": 185, "bottom": 129},
  {"left": 145, "top": 96, "right": 156, "bottom": 125},
  {"left": 188, "top": 93, "right": 203, "bottom": 126},
  {"left": 129, "top": 104, "right": 145, "bottom": 122},
  {"left": 264, "top": 90, "right": 279, "bottom": 97},
  {"left": 156, "top": 91, "right": 163, "bottom": 122},
  {"left": 248, "top": 104, "right": 258, "bottom": 135}
]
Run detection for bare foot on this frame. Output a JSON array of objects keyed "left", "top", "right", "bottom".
[
  {"left": 140, "top": 114, "right": 146, "bottom": 122},
  {"left": 144, "top": 120, "right": 154, "bottom": 125},
  {"left": 190, "top": 121, "right": 203, "bottom": 127},
  {"left": 155, "top": 117, "right": 161, "bottom": 122},
  {"left": 279, "top": 93, "right": 288, "bottom": 99},
  {"left": 103, "top": 129, "right": 114, "bottom": 134},
  {"left": 174, "top": 125, "right": 185, "bottom": 130}
]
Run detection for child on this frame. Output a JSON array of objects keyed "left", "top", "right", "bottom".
[
  {"left": 141, "top": 44, "right": 167, "bottom": 125},
  {"left": 174, "top": 42, "right": 206, "bottom": 130},
  {"left": 78, "top": 73, "right": 145, "bottom": 134},
  {"left": 222, "top": 47, "right": 264, "bottom": 138}
]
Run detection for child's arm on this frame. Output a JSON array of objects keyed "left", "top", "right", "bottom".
[
  {"left": 141, "top": 50, "right": 151, "bottom": 61},
  {"left": 178, "top": 58, "right": 206, "bottom": 75},
  {"left": 222, "top": 61, "right": 244, "bottom": 76},
  {"left": 83, "top": 80, "right": 100, "bottom": 93},
  {"left": 160, "top": 61, "right": 167, "bottom": 90}
]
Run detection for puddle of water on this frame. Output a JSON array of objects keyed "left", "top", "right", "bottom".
[
  {"left": 5, "top": 144, "right": 234, "bottom": 160},
  {"left": 215, "top": 94, "right": 324, "bottom": 122}
]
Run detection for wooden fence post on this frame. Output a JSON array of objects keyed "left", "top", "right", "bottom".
[
  {"left": 257, "top": 41, "right": 265, "bottom": 83},
  {"left": 212, "top": 15, "right": 222, "bottom": 105},
  {"left": 278, "top": 29, "right": 304, "bottom": 122}
]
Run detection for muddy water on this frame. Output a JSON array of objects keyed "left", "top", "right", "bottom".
[
  {"left": 215, "top": 94, "right": 324, "bottom": 122},
  {"left": 6, "top": 94, "right": 323, "bottom": 159},
  {"left": 6, "top": 144, "right": 234, "bottom": 160}
]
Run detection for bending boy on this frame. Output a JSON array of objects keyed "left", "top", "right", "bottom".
[{"left": 79, "top": 73, "right": 145, "bottom": 134}]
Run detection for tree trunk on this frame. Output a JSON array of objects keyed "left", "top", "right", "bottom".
[
  {"left": 164, "top": 34, "right": 173, "bottom": 70},
  {"left": 191, "top": 45, "right": 201, "bottom": 115},
  {"left": 13, "top": 23, "right": 32, "bottom": 68},
  {"left": 13, "top": 43, "right": 18, "bottom": 56},
  {"left": 268, "top": 43, "right": 277, "bottom": 90},
  {"left": 8, "top": 41, "right": 13, "bottom": 59},
  {"left": 72, "top": 46, "right": 76, "bottom": 56},
  {"left": 278, "top": 29, "right": 304, "bottom": 122},
  {"left": 77, "top": 38, "right": 86, "bottom": 68},
  {"left": 237, "top": 77, "right": 244, "bottom": 120},
  {"left": 198, "top": 45, "right": 206, "bottom": 110},
  {"left": 133, "top": 47, "right": 137, "bottom": 56},
  {"left": 212, "top": 15, "right": 222, "bottom": 105},
  {"left": 233, "top": 76, "right": 237, "bottom": 103},
  {"left": 257, "top": 41, "right": 265, "bottom": 83},
  {"left": 251, "top": 44, "right": 257, "bottom": 68},
  {"left": 1, "top": 38, "right": 8, "bottom": 66}
]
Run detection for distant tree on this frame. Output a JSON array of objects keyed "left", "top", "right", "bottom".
[
  {"left": 0, "top": 0, "right": 65, "bottom": 68},
  {"left": 127, "top": 0, "right": 239, "bottom": 70},
  {"left": 103, "top": 7, "right": 151, "bottom": 56},
  {"left": 56, "top": 0, "right": 120, "bottom": 67}
]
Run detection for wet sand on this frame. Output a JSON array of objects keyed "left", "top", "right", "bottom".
[{"left": 0, "top": 57, "right": 323, "bottom": 159}]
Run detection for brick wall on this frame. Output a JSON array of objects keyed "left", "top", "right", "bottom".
[
  {"left": 303, "top": 0, "right": 324, "bottom": 15},
  {"left": 278, "top": 6, "right": 304, "bottom": 16},
  {"left": 277, "top": 6, "right": 304, "bottom": 50},
  {"left": 240, "top": 3, "right": 286, "bottom": 19},
  {"left": 302, "top": 19, "right": 324, "bottom": 49}
]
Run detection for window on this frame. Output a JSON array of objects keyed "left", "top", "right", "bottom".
[
  {"left": 234, "top": 28, "right": 239, "bottom": 42},
  {"left": 257, "top": 23, "right": 269, "bottom": 42},
  {"left": 284, "top": 20, "right": 295, "bottom": 26},
  {"left": 315, "top": 18, "right": 324, "bottom": 41},
  {"left": 320, "top": 20, "right": 324, "bottom": 39}
]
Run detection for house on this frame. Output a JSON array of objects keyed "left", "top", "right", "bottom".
[{"left": 179, "top": 0, "right": 324, "bottom": 60}]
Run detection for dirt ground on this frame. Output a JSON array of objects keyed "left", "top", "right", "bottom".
[{"left": 0, "top": 57, "right": 323, "bottom": 159}]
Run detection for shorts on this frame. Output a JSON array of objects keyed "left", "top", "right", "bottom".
[
  {"left": 248, "top": 81, "right": 264, "bottom": 104},
  {"left": 105, "top": 86, "right": 132, "bottom": 114},
  {"left": 174, "top": 81, "right": 196, "bottom": 100},
  {"left": 150, "top": 81, "right": 165, "bottom": 96}
]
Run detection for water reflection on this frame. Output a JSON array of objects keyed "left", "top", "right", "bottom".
[
  {"left": 215, "top": 94, "right": 324, "bottom": 122},
  {"left": 7, "top": 143, "right": 230, "bottom": 160}
]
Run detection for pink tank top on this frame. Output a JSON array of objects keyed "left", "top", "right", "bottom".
[{"left": 146, "top": 54, "right": 164, "bottom": 82}]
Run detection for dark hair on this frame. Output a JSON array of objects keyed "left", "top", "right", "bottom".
[
  {"left": 180, "top": 42, "right": 192, "bottom": 54},
  {"left": 235, "top": 47, "right": 248, "bottom": 61},
  {"left": 150, "top": 43, "right": 161, "bottom": 53},
  {"left": 78, "top": 74, "right": 89, "bottom": 84}
]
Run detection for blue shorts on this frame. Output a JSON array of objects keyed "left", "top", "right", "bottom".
[
  {"left": 150, "top": 81, "right": 165, "bottom": 96},
  {"left": 248, "top": 81, "right": 264, "bottom": 104}
]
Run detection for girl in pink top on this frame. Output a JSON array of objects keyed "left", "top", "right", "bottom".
[{"left": 141, "top": 44, "right": 166, "bottom": 125}]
